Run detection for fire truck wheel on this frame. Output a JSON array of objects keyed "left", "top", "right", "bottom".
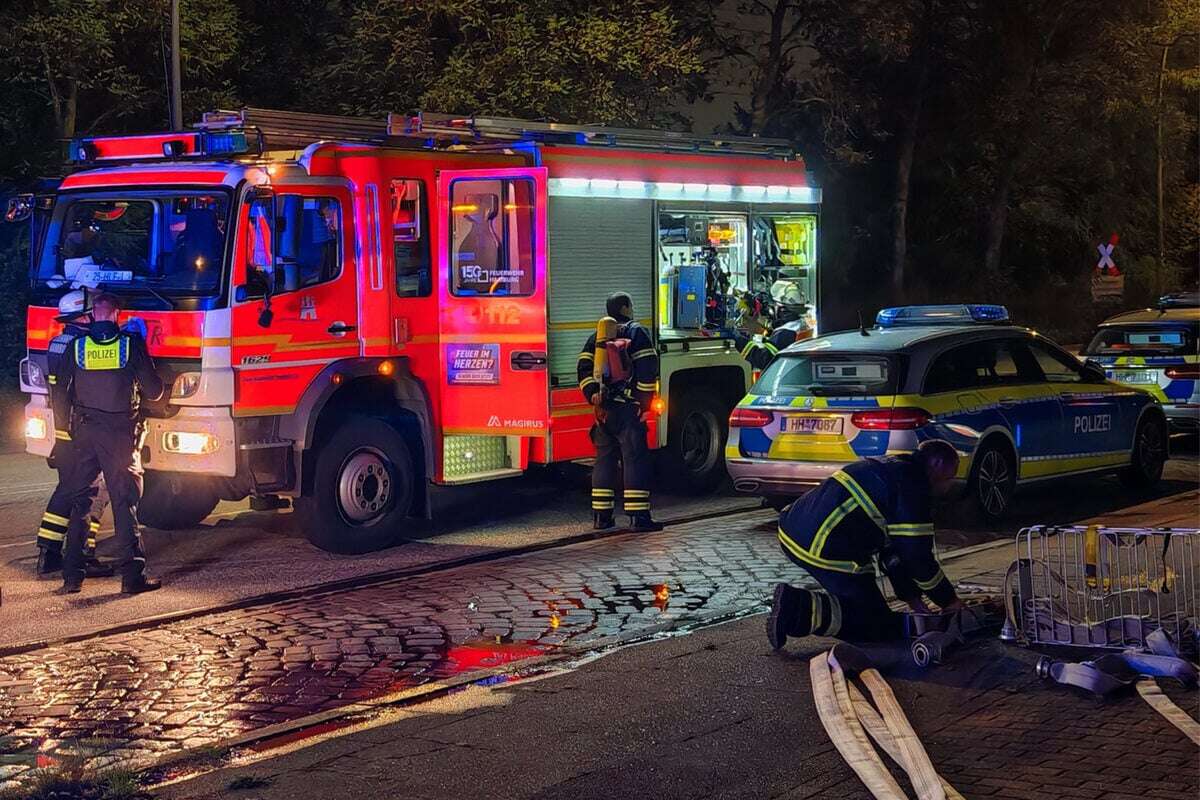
[
  {"left": 297, "top": 417, "right": 414, "bottom": 554},
  {"left": 663, "top": 395, "right": 727, "bottom": 494},
  {"left": 139, "top": 472, "right": 219, "bottom": 530}
]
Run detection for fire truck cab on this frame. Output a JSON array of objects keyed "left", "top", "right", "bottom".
[{"left": 17, "top": 109, "right": 820, "bottom": 553}]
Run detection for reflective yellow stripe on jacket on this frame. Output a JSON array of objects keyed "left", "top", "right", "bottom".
[
  {"left": 831, "top": 470, "right": 887, "bottom": 534},
  {"left": 777, "top": 526, "right": 873, "bottom": 575}
]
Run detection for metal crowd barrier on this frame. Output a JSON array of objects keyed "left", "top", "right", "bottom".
[{"left": 1002, "top": 525, "right": 1199, "bottom": 655}]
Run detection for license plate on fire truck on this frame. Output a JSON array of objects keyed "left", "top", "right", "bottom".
[{"left": 781, "top": 415, "right": 843, "bottom": 435}]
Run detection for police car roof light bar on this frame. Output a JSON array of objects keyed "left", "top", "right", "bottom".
[
  {"left": 1156, "top": 292, "right": 1200, "bottom": 310},
  {"left": 876, "top": 304, "right": 1010, "bottom": 327}
]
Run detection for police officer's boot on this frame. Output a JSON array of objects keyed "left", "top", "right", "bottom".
[
  {"left": 84, "top": 558, "right": 116, "bottom": 578},
  {"left": 58, "top": 574, "right": 83, "bottom": 594},
  {"left": 628, "top": 512, "right": 664, "bottom": 533},
  {"left": 36, "top": 547, "right": 63, "bottom": 577},
  {"left": 766, "top": 583, "right": 814, "bottom": 650},
  {"left": 121, "top": 567, "right": 162, "bottom": 595}
]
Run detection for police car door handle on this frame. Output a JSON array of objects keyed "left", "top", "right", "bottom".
[
  {"left": 327, "top": 321, "right": 356, "bottom": 336},
  {"left": 997, "top": 396, "right": 1018, "bottom": 407}
]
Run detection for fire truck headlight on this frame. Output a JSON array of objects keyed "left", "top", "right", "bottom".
[
  {"left": 25, "top": 416, "right": 48, "bottom": 441},
  {"left": 171, "top": 372, "right": 202, "bottom": 399},
  {"left": 162, "top": 431, "right": 218, "bottom": 455}
]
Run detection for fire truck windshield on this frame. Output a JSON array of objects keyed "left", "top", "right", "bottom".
[{"left": 32, "top": 191, "right": 232, "bottom": 301}]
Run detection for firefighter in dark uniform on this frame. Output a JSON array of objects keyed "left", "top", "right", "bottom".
[
  {"left": 767, "top": 440, "right": 964, "bottom": 647},
  {"left": 576, "top": 292, "right": 662, "bottom": 532},
  {"left": 52, "top": 292, "right": 164, "bottom": 595},
  {"left": 36, "top": 290, "right": 114, "bottom": 577},
  {"left": 732, "top": 292, "right": 808, "bottom": 371}
]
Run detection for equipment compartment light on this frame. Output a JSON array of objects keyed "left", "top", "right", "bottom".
[
  {"left": 590, "top": 179, "right": 617, "bottom": 189},
  {"left": 162, "top": 431, "right": 219, "bottom": 455},
  {"left": 171, "top": 372, "right": 203, "bottom": 399},
  {"left": 25, "top": 416, "right": 48, "bottom": 441}
]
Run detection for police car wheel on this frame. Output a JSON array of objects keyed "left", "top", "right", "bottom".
[
  {"left": 298, "top": 417, "right": 414, "bottom": 554},
  {"left": 664, "top": 397, "right": 726, "bottom": 493},
  {"left": 969, "top": 442, "right": 1015, "bottom": 523},
  {"left": 1120, "top": 416, "right": 1167, "bottom": 488},
  {"left": 139, "top": 472, "right": 219, "bottom": 530}
]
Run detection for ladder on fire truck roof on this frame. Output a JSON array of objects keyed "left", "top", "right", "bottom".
[{"left": 198, "top": 107, "right": 795, "bottom": 160}]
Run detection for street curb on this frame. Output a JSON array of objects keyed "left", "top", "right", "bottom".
[
  {"left": 139, "top": 605, "right": 761, "bottom": 788},
  {"left": 139, "top": 545, "right": 1013, "bottom": 787},
  {"left": 0, "top": 503, "right": 767, "bottom": 658}
]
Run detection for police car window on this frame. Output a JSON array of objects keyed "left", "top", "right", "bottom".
[
  {"left": 1027, "top": 340, "right": 1086, "bottom": 383},
  {"left": 450, "top": 178, "right": 535, "bottom": 297},
  {"left": 1085, "top": 324, "right": 1198, "bottom": 357},
  {"left": 756, "top": 354, "right": 898, "bottom": 396},
  {"left": 391, "top": 179, "right": 430, "bottom": 297},
  {"left": 924, "top": 340, "right": 1029, "bottom": 393}
]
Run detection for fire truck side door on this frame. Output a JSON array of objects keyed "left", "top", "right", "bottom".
[
  {"left": 436, "top": 167, "right": 550, "bottom": 436},
  {"left": 231, "top": 184, "right": 360, "bottom": 416}
]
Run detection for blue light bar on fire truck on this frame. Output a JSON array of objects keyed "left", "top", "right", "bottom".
[
  {"left": 68, "top": 130, "right": 258, "bottom": 165},
  {"left": 876, "top": 304, "right": 1010, "bottom": 327}
]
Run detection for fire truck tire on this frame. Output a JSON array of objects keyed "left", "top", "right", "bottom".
[
  {"left": 1120, "top": 415, "right": 1166, "bottom": 488},
  {"left": 297, "top": 416, "right": 414, "bottom": 554},
  {"left": 139, "top": 472, "right": 219, "bottom": 530},
  {"left": 662, "top": 395, "right": 727, "bottom": 494}
]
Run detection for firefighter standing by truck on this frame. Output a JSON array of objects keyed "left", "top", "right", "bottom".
[
  {"left": 577, "top": 292, "right": 662, "bottom": 532},
  {"left": 36, "top": 290, "right": 115, "bottom": 577},
  {"left": 767, "top": 440, "right": 964, "bottom": 647},
  {"left": 51, "top": 293, "right": 164, "bottom": 595}
]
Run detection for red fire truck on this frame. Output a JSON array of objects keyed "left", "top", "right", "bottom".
[{"left": 16, "top": 109, "right": 820, "bottom": 553}]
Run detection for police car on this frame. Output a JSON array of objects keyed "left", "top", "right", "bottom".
[
  {"left": 726, "top": 304, "right": 1168, "bottom": 520},
  {"left": 1083, "top": 293, "right": 1199, "bottom": 434}
]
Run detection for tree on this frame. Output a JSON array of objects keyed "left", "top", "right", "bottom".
[
  {"left": 0, "top": 0, "right": 241, "bottom": 179},
  {"left": 309, "top": 0, "right": 707, "bottom": 126}
]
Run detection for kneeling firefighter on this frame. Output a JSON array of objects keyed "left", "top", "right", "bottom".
[
  {"left": 577, "top": 292, "right": 662, "bottom": 532},
  {"left": 767, "top": 440, "right": 964, "bottom": 648},
  {"left": 36, "top": 290, "right": 113, "bottom": 578}
]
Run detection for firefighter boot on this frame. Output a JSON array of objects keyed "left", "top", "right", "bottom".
[
  {"left": 767, "top": 583, "right": 813, "bottom": 650},
  {"left": 121, "top": 568, "right": 162, "bottom": 595},
  {"left": 591, "top": 488, "right": 616, "bottom": 530},
  {"left": 628, "top": 513, "right": 664, "bottom": 533},
  {"left": 84, "top": 558, "right": 116, "bottom": 578},
  {"left": 36, "top": 547, "right": 63, "bottom": 577},
  {"left": 58, "top": 574, "right": 83, "bottom": 595}
]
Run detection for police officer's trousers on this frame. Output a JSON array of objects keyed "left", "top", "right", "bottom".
[
  {"left": 590, "top": 402, "right": 652, "bottom": 516},
  {"left": 37, "top": 450, "right": 108, "bottom": 559},
  {"left": 789, "top": 565, "right": 907, "bottom": 642},
  {"left": 60, "top": 417, "right": 147, "bottom": 582}
]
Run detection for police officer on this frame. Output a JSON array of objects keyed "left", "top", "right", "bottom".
[
  {"left": 577, "top": 292, "right": 662, "bottom": 532},
  {"left": 767, "top": 440, "right": 964, "bottom": 647},
  {"left": 52, "top": 292, "right": 164, "bottom": 594},
  {"left": 36, "top": 290, "right": 114, "bottom": 578}
]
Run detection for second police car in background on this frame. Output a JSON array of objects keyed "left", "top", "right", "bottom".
[
  {"left": 726, "top": 305, "right": 1169, "bottom": 520},
  {"left": 1084, "top": 293, "right": 1200, "bottom": 434}
]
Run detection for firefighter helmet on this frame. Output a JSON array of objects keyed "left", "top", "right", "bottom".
[{"left": 55, "top": 289, "right": 92, "bottom": 322}]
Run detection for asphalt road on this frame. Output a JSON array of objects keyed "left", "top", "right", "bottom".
[{"left": 0, "top": 436, "right": 1195, "bottom": 649}]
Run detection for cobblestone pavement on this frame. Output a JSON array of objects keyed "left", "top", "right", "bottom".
[{"left": 0, "top": 508, "right": 794, "bottom": 783}]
